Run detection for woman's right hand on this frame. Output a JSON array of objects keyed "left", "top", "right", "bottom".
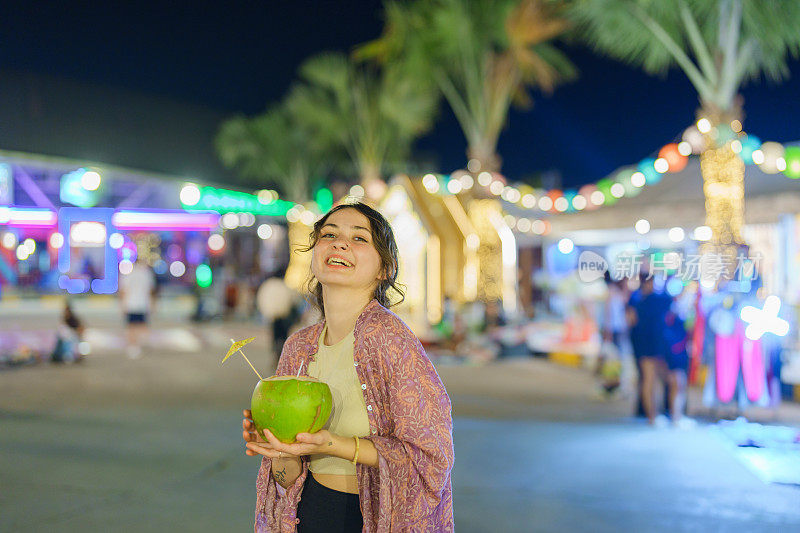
[
  {"left": 243, "top": 409, "right": 267, "bottom": 456},
  {"left": 242, "top": 409, "right": 300, "bottom": 460}
]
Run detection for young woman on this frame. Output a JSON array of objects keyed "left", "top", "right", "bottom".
[{"left": 242, "top": 202, "right": 454, "bottom": 532}]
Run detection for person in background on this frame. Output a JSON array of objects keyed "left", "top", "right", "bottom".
[
  {"left": 627, "top": 272, "right": 674, "bottom": 426},
  {"left": 663, "top": 303, "right": 692, "bottom": 427},
  {"left": 256, "top": 265, "right": 301, "bottom": 361},
  {"left": 597, "top": 271, "right": 629, "bottom": 395},
  {"left": 51, "top": 301, "right": 85, "bottom": 363},
  {"left": 118, "top": 256, "right": 156, "bottom": 359}
]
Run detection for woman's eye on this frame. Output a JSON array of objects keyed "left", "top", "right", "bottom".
[
  {"left": 354, "top": 236, "right": 367, "bottom": 242},
  {"left": 321, "top": 233, "right": 335, "bottom": 239}
]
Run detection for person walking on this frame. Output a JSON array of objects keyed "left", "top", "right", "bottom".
[
  {"left": 118, "top": 256, "right": 156, "bottom": 359},
  {"left": 256, "top": 265, "right": 301, "bottom": 360},
  {"left": 597, "top": 272, "right": 629, "bottom": 395},
  {"left": 627, "top": 273, "right": 674, "bottom": 425},
  {"left": 242, "top": 202, "right": 454, "bottom": 532}
]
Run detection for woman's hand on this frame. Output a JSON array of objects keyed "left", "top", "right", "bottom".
[
  {"left": 243, "top": 411, "right": 336, "bottom": 459},
  {"left": 242, "top": 409, "right": 299, "bottom": 459}
]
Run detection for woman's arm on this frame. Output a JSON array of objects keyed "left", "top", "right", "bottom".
[
  {"left": 244, "top": 410, "right": 306, "bottom": 489},
  {"left": 245, "top": 428, "right": 379, "bottom": 468},
  {"left": 319, "top": 432, "right": 379, "bottom": 468},
  {"left": 270, "top": 456, "right": 302, "bottom": 489}
]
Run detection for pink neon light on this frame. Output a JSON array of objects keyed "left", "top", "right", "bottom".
[
  {"left": 112, "top": 210, "right": 219, "bottom": 231},
  {"left": 0, "top": 207, "right": 58, "bottom": 227}
]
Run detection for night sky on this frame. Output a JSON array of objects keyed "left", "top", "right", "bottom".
[{"left": 1, "top": 1, "right": 799, "bottom": 188}]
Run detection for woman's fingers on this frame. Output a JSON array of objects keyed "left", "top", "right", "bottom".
[
  {"left": 243, "top": 409, "right": 252, "bottom": 418},
  {"left": 245, "top": 442, "right": 283, "bottom": 458},
  {"left": 260, "top": 427, "right": 281, "bottom": 447},
  {"left": 243, "top": 428, "right": 269, "bottom": 444}
]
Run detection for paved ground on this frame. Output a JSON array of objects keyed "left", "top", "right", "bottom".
[{"left": 2, "top": 298, "right": 800, "bottom": 532}]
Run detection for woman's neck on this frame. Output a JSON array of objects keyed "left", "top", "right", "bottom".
[{"left": 321, "top": 287, "right": 373, "bottom": 345}]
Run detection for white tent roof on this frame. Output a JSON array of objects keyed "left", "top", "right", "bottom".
[{"left": 546, "top": 144, "right": 800, "bottom": 236}]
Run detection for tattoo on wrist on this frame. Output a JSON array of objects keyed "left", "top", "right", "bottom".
[
  {"left": 274, "top": 467, "right": 286, "bottom": 484},
  {"left": 328, "top": 440, "right": 333, "bottom": 447}
]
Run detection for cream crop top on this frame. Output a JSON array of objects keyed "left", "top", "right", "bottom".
[{"left": 307, "top": 325, "right": 371, "bottom": 476}]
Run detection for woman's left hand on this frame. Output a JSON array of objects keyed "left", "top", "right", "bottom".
[{"left": 245, "top": 427, "right": 337, "bottom": 458}]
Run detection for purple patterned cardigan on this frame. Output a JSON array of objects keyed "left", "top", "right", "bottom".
[{"left": 254, "top": 299, "right": 455, "bottom": 532}]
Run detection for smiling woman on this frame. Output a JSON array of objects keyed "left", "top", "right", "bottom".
[
  {"left": 303, "top": 203, "right": 405, "bottom": 318},
  {"left": 241, "top": 202, "right": 454, "bottom": 532}
]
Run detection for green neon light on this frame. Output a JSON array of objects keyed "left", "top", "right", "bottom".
[
  {"left": 196, "top": 263, "right": 213, "bottom": 288},
  {"left": 183, "top": 186, "right": 295, "bottom": 215},
  {"left": 315, "top": 188, "right": 333, "bottom": 213}
]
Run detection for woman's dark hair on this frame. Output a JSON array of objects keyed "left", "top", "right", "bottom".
[{"left": 300, "top": 201, "right": 404, "bottom": 318}]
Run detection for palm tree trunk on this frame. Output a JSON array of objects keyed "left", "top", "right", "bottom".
[
  {"left": 698, "top": 105, "right": 745, "bottom": 265},
  {"left": 466, "top": 140, "right": 502, "bottom": 174},
  {"left": 359, "top": 161, "right": 383, "bottom": 198}
]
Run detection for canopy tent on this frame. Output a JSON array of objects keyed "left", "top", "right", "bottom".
[{"left": 546, "top": 143, "right": 800, "bottom": 237}]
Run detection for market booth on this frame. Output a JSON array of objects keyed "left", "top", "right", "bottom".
[
  {"left": 540, "top": 149, "right": 800, "bottom": 403},
  {"left": 0, "top": 150, "right": 289, "bottom": 298},
  {"left": 380, "top": 174, "right": 518, "bottom": 333}
]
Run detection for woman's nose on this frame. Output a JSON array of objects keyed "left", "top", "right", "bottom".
[{"left": 332, "top": 238, "right": 348, "bottom": 249}]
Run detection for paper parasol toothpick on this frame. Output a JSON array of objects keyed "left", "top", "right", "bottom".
[{"left": 221, "top": 337, "right": 262, "bottom": 380}]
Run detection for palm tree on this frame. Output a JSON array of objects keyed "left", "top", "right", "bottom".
[
  {"left": 216, "top": 105, "right": 327, "bottom": 203},
  {"left": 216, "top": 104, "right": 332, "bottom": 291},
  {"left": 286, "top": 52, "right": 437, "bottom": 190},
  {"left": 359, "top": 0, "right": 576, "bottom": 172},
  {"left": 570, "top": 0, "right": 800, "bottom": 249}
]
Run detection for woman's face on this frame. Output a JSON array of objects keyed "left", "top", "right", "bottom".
[{"left": 311, "top": 208, "right": 383, "bottom": 294}]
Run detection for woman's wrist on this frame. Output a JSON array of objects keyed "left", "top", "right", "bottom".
[{"left": 326, "top": 432, "right": 352, "bottom": 460}]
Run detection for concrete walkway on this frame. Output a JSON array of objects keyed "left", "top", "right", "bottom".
[{"left": 1, "top": 310, "right": 799, "bottom": 532}]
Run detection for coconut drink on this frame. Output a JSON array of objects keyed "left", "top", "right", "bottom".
[
  {"left": 222, "top": 337, "right": 333, "bottom": 444},
  {"left": 251, "top": 375, "right": 333, "bottom": 443}
]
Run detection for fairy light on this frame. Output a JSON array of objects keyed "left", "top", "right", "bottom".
[
  {"left": 516, "top": 218, "right": 532, "bottom": 232},
  {"left": 422, "top": 174, "right": 439, "bottom": 193},
  {"left": 677, "top": 141, "right": 693, "bottom": 156},
  {"left": 477, "top": 172, "right": 493, "bottom": 186},
  {"left": 521, "top": 194, "right": 537, "bottom": 208}
]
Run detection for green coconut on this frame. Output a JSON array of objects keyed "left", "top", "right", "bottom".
[{"left": 250, "top": 375, "right": 333, "bottom": 444}]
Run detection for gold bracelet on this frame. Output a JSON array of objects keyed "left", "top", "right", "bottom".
[{"left": 351, "top": 436, "right": 360, "bottom": 465}]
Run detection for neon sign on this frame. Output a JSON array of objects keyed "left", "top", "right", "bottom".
[
  {"left": 57, "top": 207, "right": 117, "bottom": 294},
  {"left": 0, "top": 206, "right": 58, "bottom": 227},
  {"left": 112, "top": 210, "right": 219, "bottom": 231},
  {"left": 182, "top": 186, "right": 295, "bottom": 216}
]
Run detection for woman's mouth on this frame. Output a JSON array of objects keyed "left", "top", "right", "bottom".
[{"left": 326, "top": 256, "right": 353, "bottom": 267}]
